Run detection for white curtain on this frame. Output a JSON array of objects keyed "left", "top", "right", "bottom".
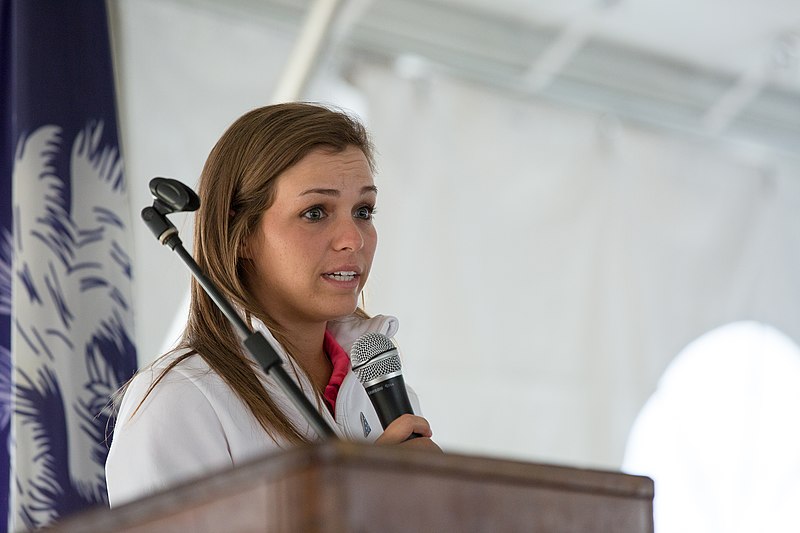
[
  {"left": 352, "top": 65, "right": 800, "bottom": 468},
  {"left": 114, "top": 0, "right": 800, "bottom": 471}
]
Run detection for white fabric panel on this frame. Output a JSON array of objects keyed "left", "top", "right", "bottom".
[
  {"left": 113, "top": 1, "right": 800, "bottom": 471},
  {"left": 353, "top": 65, "right": 800, "bottom": 469}
]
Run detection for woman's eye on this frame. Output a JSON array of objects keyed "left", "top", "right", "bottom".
[
  {"left": 302, "top": 207, "right": 326, "bottom": 221},
  {"left": 354, "top": 205, "right": 376, "bottom": 220}
]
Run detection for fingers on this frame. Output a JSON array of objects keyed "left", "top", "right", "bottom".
[
  {"left": 374, "top": 414, "right": 429, "bottom": 444},
  {"left": 397, "top": 435, "right": 443, "bottom": 453},
  {"left": 375, "top": 414, "right": 433, "bottom": 445}
]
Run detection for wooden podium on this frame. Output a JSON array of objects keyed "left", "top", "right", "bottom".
[{"left": 53, "top": 442, "right": 653, "bottom": 532}]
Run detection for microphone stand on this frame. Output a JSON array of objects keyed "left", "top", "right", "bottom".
[{"left": 141, "top": 178, "right": 336, "bottom": 440}]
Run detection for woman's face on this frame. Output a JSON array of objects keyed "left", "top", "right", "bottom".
[{"left": 243, "top": 145, "right": 378, "bottom": 327}]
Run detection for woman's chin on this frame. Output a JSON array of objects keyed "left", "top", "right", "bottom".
[{"left": 315, "top": 299, "right": 361, "bottom": 321}]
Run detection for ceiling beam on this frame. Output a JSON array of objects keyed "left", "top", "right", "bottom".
[
  {"left": 522, "top": 0, "right": 621, "bottom": 93},
  {"left": 271, "top": 0, "right": 373, "bottom": 102}
]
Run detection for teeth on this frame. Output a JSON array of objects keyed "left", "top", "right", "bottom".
[{"left": 326, "top": 271, "right": 356, "bottom": 281}]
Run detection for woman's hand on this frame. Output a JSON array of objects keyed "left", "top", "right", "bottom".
[{"left": 374, "top": 414, "right": 442, "bottom": 452}]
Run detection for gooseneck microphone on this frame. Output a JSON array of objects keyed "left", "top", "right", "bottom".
[{"left": 350, "top": 332, "right": 421, "bottom": 439}]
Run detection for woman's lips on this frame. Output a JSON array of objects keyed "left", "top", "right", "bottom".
[{"left": 322, "top": 270, "right": 361, "bottom": 288}]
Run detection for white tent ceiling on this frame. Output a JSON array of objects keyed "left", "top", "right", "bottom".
[
  {"left": 187, "top": 0, "right": 799, "bottom": 156},
  {"left": 449, "top": 0, "right": 800, "bottom": 89}
]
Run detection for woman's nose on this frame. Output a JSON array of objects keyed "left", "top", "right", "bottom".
[{"left": 332, "top": 216, "right": 364, "bottom": 252}]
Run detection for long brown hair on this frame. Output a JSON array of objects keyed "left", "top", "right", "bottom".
[{"left": 139, "top": 103, "right": 374, "bottom": 444}]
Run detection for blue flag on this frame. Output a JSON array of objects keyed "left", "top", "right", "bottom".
[{"left": 0, "top": 1, "right": 138, "bottom": 530}]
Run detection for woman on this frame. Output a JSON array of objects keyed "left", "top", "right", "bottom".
[{"left": 105, "top": 103, "right": 438, "bottom": 507}]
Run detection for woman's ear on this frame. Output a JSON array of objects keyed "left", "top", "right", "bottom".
[
  {"left": 238, "top": 225, "right": 253, "bottom": 260},
  {"left": 239, "top": 238, "right": 251, "bottom": 260}
]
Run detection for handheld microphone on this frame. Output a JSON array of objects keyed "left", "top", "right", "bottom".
[{"left": 350, "top": 332, "right": 421, "bottom": 439}]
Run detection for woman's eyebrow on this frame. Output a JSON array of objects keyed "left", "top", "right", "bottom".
[
  {"left": 299, "top": 185, "right": 378, "bottom": 197},
  {"left": 299, "top": 188, "right": 338, "bottom": 197}
]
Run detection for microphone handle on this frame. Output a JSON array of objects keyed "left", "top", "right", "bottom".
[{"left": 365, "top": 374, "right": 422, "bottom": 440}]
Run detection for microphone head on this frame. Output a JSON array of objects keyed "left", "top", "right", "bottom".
[{"left": 350, "top": 332, "right": 402, "bottom": 386}]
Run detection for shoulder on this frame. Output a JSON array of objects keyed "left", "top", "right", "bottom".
[
  {"left": 106, "top": 350, "right": 235, "bottom": 506},
  {"left": 115, "top": 349, "right": 213, "bottom": 418},
  {"left": 114, "top": 349, "right": 220, "bottom": 424},
  {"left": 106, "top": 348, "right": 279, "bottom": 506}
]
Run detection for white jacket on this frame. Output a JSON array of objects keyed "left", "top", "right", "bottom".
[{"left": 105, "top": 314, "right": 420, "bottom": 507}]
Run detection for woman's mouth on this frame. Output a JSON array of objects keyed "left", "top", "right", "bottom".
[{"left": 323, "top": 271, "right": 358, "bottom": 282}]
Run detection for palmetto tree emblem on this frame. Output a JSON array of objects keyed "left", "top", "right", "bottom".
[{"left": 2, "top": 120, "right": 137, "bottom": 529}]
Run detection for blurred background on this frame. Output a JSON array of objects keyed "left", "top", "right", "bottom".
[{"left": 109, "top": 0, "right": 800, "bottom": 530}]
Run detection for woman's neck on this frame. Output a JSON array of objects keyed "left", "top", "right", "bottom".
[{"left": 281, "top": 320, "right": 332, "bottom": 394}]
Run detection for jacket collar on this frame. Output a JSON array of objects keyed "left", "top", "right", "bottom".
[{"left": 246, "top": 313, "right": 399, "bottom": 360}]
